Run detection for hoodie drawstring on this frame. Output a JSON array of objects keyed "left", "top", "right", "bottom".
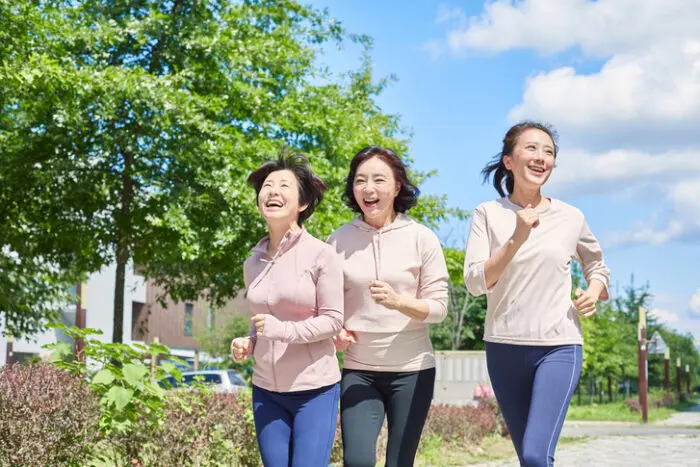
[{"left": 372, "top": 230, "right": 382, "bottom": 281}]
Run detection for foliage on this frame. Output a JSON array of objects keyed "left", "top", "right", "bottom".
[
  {"left": 195, "top": 315, "right": 254, "bottom": 381},
  {"left": 138, "top": 391, "right": 259, "bottom": 467},
  {"left": 0, "top": 362, "right": 99, "bottom": 466},
  {"left": 421, "top": 400, "right": 499, "bottom": 445},
  {"left": 430, "top": 248, "right": 488, "bottom": 351},
  {"left": 45, "top": 325, "right": 183, "bottom": 463},
  {"left": 0, "top": 0, "right": 462, "bottom": 342}
]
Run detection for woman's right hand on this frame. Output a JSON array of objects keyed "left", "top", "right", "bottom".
[
  {"left": 333, "top": 328, "right": 357, "bottom": 352},
  {"left": 512, "top": 204, "right": 540, "bottom": 244},
  {"left": 230, "top": 337, "right": 253, "bottom": 362}
]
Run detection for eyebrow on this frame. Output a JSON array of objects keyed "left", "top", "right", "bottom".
[{"left": 523, "top": 140, "right": 554, "bottom": 149}]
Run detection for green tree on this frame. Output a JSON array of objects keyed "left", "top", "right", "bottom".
[
  {"left": 430, "top": 248, "right": 487, "bottom": 351},
  {"left": 1, "top": 0, "right": 460, "bottom": 340},
  {"left": 195, "top": 314, "right": 254, "bottom": 380}
]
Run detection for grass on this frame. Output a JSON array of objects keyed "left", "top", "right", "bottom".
[
  {"left": 566, "top": 398, "right": 699, "bottom": 423},
  {"left": 411, "top": 435, "right": 587, "bottom": 467}
]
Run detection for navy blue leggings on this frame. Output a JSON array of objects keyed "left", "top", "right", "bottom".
[
  {"left": 252, "top": 383, "right": 340, "bottom": 467},
  {"left": 485, "top": 343, "right": 582, "bottom": 467}
]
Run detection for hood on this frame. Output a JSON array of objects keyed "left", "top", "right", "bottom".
[{"left": 349, "top": 213, "right": 414, "bottom": 234}]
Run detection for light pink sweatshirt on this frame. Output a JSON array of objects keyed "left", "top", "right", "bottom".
[
  {"left": 244, "top": 228, "right": 343, "bottom": 392},
  {"left": 464, "top": 197, "right": 611, "bottom": 346},
  {"left": 327, "top": 214, "right": 449, "bottom": 371}
]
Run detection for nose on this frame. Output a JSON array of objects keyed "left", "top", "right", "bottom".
[{"left": 362, "top": 181, "right": 377, "bottom": 193}]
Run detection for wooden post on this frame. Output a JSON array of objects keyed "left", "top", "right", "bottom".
[
  {"left": 664, "top": 348, "right": 670, "bottom": 391},
  {"left": 676, "top": 358, "right": 682, "bottom": 396},
  {"left": 150, "top": 336, "right": 160, "bottom": 379},
  {"left": 638, "top": 307, "right": 648, "bottom": 423},
  {"left": 5, "top": 333, "right": 14, "bottom": 366},
  {"left": 75, "top": 282, "right": 86, "bottom": 362}
]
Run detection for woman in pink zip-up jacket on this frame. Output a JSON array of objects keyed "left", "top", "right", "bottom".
[
  {"left": 230, "top": 152, "right": 344, "bottom": 467},
  {"left": 327, "top": 146, "right": 449, "bottom": 467}
]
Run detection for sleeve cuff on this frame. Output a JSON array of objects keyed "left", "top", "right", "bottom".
[{"left": 261, "top": 315, "right": 286, "bottom": 341}]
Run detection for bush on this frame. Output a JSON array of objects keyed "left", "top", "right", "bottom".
[
  {"left": 422, "top": 400, "right": 499, "bottom": 445},
  {"left": 138, "top": 390, "right": 260, "bottom": 467},
  {"left": 0, "top": 363, "right": 99, "bottom": 466},
  {"left": 625, "top": 392, "right": 675, "bottom": 412},
  {"left": 651, "top": 392, "right": 674, "bottom": 408}
]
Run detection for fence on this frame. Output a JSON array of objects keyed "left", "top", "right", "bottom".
[{"left": 433, "top": 350, "right": 489, "bottom": 406}]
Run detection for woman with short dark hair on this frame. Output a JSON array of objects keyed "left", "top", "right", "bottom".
[
  {"left": 328, "top": 146, "right": 449, "bottom": 467},
  {"left": 464, "top": 121, "right": 610, "bottom": 466},
  {"left": 231, "top": 151, "right": 344, "bottom": 467}
]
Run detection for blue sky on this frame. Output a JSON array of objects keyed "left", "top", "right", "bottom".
[{"left": 310, "top": 0, "right": 700, "bottom": 343}]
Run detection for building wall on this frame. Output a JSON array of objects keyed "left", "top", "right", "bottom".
[
  {"left": 0, "top": 261, "right": 147, "bottom": 365},
  {"left": 433, "top": 350, "right": 490, "bottom": 406},
  {"left": 134, "top": 283, "right": 248, "bottom": 350}
]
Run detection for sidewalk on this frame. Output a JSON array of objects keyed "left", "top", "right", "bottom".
[{"left": 468, "top": 404, "right": 700, "bottom": 466}]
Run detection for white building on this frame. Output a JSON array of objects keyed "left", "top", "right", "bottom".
[{"left": 0, "top": 262, "right": 146, "bottom": 365}]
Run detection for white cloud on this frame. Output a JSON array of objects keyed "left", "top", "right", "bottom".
[
  {"left": 445, "top": 0, "right": 700, "bottom": 58},
  {"left": 691, "top": 290, "right": 700, "bottom": 317},
  {"left": 509, "top": 42, "right": 700, "bottom": 144},
  {"left": 436, "top": 5, "right": 465, "bottom": 24},
  {"left": 430, "top": 0, "right": 700, "bottom": 247},
  {"left": 650, "top": 308, "right": 680, "bottom": 324}
]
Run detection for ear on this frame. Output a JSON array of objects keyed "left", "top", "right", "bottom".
[
  {"left": 502, "top": 154, "right": 513, "bottom": 171},
  {"left": 298, "top": 203, "right": 309, "bottom": 213},
  {"left": 394, "top": 182, "right": 401, "bottom": 197}
]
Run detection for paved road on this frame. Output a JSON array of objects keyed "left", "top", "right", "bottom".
[{"left": 469, "top": 405, "right": 700, "bottom": 466}]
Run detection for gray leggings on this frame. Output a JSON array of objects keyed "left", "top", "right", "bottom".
[{"left": 340, "top": 367, "right": 435, "bottom": 467}]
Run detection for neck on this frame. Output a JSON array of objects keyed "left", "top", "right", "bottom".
[
  {"left": 267, "top": 220, "right": 301, "bottom": 255},
  {"left": 364, "top": 210, "right": 397, "bottom": 229},
  {"left": 509, "top": 185, "right": 543, "bottom": 208}
]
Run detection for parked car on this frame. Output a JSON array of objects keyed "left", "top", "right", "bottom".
[{"left": 161, "top": 370, "right": 248, "bottom": 394}]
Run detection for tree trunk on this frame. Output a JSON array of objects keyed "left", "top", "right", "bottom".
[
  {"left": 112, "top": 151, "right": 134, "bottom": 344},
  {"left": 608, "top": 375, "right": 613, "bottom": 403}
]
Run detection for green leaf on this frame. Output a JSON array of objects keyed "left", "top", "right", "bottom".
[
  {"left": 92, "top": 369, "right": 116, "bottom": 386},
  {"left": 122, "top": 363, "right": 149, "bottom": 386},
  {"left": 106, "top": 386, "right": 133, "bottom": 411}
]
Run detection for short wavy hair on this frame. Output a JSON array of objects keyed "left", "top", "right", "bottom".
[
  {"left": 343, "top": 146, "right": 420, "bottom": 214},
  {"left": 247, "top": 150, "right": 328, "bottom": 225}
]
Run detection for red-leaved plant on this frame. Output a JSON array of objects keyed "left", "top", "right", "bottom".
[{"left": 0, "top": 363, "right": 99, "bottom": 466}]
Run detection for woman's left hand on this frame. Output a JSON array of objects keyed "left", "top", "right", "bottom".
[
  {"left": 573, "top": 288, "right": 598, "bottom": 318},
  {"left": 369, "top": 280, "right": 402, "bottom": 310}
]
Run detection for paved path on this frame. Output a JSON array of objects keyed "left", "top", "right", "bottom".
[{"left": 468, "top": 404, "right": 700, "bottom": 466}]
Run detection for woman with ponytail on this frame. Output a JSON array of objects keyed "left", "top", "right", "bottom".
[{"left": 464, "top": 121, "right": 610, "bottom": 467}]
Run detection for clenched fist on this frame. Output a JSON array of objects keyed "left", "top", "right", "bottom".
[
  {"left": 230, "top": 337, "right": 254, "bottom": 362},
  {"left": 573, "top": 288, "right": 598, "bottom": 318},
  {"left": 333, "top": 328, "right": 357, "bottom": 352},
  {"left": 512, "top": 204, "right": 540, "bottom": 244}
]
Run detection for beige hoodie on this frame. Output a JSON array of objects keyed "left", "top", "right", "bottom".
[{"left": 328, "top": 214, "right": 449, "bottom": 371}]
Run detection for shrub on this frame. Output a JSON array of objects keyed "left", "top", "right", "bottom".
[
  {"left": 140, "top": 390, "right": 260, "bottom": 467},
  {"left": 45, "top": 325, "right": 184, "bottom": 464},
  {"left": 624, "top": 397, "right": 641, "bottom": 412},
  {"left": 0, "top": 363, "right": 99, "bottom": 466},
  {"left": 422, "top": 401, "right": 499, "bottom": 446}
]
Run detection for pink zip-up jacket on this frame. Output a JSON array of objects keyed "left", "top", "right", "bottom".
[{"left": 244, "top": 228, "right": 344, "bottom": 392}]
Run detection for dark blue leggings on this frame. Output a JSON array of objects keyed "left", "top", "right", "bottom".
[
  {"left": 486, "top": 342, "right": 582, "bottom": 467},
  {"left": 252, "top": 383, "right": 340, "bottom": 467}
]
